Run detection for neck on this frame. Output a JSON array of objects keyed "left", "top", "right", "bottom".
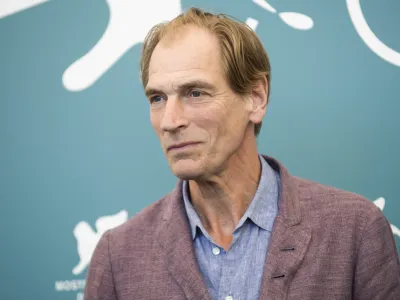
[{"left": 188, "top": 132, "right": 261, "bottom": 248}]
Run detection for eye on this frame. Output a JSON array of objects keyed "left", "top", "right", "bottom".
[
  {"left": 150, "top": 95, "right": 164, "bottom": 103},
  {"left": 190, "top": 90, "right": 202, "bottom": 98}
]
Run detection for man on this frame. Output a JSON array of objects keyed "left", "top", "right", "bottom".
[{"left": 84, "top": 7, "right": 400, "bottom": 300}]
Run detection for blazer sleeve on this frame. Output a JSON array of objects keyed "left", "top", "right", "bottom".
[
  {"left": 353, "top": 208, "right": 400, "bottom": 299},
  {"left": 84, "top": 230, "right": 118, "bottom": 300}
]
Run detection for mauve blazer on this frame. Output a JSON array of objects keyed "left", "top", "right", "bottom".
[{"left": 84, "top": 155, "right": 400, "bottom": 300}]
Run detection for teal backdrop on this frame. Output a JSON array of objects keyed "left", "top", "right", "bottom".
[{"left": 1, "top": 0, "right": 399, "bottom": 299}]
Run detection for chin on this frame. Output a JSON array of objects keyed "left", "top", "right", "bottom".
[{"left": 169, "top": 158, "right": 205, "bottom": 180}]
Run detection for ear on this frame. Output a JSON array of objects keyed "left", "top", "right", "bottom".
[{"left": 248, "top": 76, "right": 268, "bottom": 125}]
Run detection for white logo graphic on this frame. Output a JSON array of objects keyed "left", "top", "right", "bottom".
[
  {"left": 373, "top": 197, "right": 400, "bottom": 238},
  {"left": 347, "top": 0, "right": 400, "bottom": 67},
  {"left": 0, "top": 0, "right": 313, "bottom": 92},
  {"left": 72, "top": 210, "right": 128, "bottom": 275},
  {"left": 0, "top": 0, "right": 398, "bottom": 91},
  {"left": 0, "top": 0, "right": 49, "bottom": 19},
  {"left": 63, "top": 0, "right": 312, "bottom": 92},
  {"left": 248, "top": 0, "right": 313, "bottom": 31},
  {"left": 62, "top": 0, "right": 181, "bottom": 92}
]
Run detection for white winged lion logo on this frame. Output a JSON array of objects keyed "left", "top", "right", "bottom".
[{"left": 72, "top": 210, "right": 128, "bottom": 275}]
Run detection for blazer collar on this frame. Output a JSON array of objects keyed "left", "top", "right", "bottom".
[{"left": 261, "top": 155, "right": 302, "bottom": 226}]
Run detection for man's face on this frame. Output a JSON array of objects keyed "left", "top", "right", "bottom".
[{"left": 145, "top": 26, "right": 252, "bottom": 180}]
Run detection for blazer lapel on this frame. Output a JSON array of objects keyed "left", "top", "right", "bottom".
[
  {"left": 259, "top": 156, "right": 312, "bottom": 300},
  {"left": 259, "top": 217, "right": 311, "bottom": 299},
  {"left": 156, "top": 182, "right": 211, "bottom": 300}
]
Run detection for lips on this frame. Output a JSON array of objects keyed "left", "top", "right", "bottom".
[{"left": 167, "top": 142, "right": 200, "bottom": 151}]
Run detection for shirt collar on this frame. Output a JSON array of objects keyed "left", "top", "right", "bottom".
[{"left": 182, "top": 154, "right": 280, "bottom": 240}]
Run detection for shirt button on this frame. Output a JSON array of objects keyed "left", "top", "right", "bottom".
[
  {"left": 225, "top": 296, "right": 233, "bottom": 300},
  {"left": 212, "top": 247, "right": 221, "bottom": 255}
]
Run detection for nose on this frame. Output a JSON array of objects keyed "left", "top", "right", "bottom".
[{"left": 160, "top": 97, "right": 188, "bottom": 132}]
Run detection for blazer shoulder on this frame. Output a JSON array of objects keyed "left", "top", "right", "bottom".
[
  {"left": 293, "top": 176, "right": 382, "bottom": 220},
  {"left": 105, "top": 192, "right": 173, "bottom": 245}
]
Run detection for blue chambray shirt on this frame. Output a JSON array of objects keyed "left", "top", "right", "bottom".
[{"left": 182, "top": 155, "right": 280, "bottom": 300}]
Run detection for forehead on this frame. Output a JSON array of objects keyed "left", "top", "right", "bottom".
[{"left": 147, "top": 26, "right": 223, "bottom": 88}]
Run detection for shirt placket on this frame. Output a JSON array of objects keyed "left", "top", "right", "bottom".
[{"left": 215, "top": 230, "right": 242, "bottom": 300}]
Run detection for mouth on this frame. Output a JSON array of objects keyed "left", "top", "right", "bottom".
[{"left": 167, "top": 142, "right": 201, "bottom": 152}]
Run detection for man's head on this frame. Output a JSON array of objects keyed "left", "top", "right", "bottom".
[{"left": 140, "top": 7, "right": 271, "bottom": 180}]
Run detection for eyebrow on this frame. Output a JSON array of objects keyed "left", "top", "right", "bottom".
[{"left": 145, "top": 80, "right": 217, "bottom": 97}]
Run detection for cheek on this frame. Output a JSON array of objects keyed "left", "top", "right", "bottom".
[
  {"left": 150, "top": 112, "right": 165, "bottom": 143},
  {"left": 191, "top": 108, "right": 233, "bottom": 155},
  {"left": 150, "top": 111, "right": 161, "bottom": 130},
  {"left": 188, "top": 106, "right": 225, "bottom": 137},
  {"left": 216, "top": 102, "right": 249, "bottom": 147}
]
